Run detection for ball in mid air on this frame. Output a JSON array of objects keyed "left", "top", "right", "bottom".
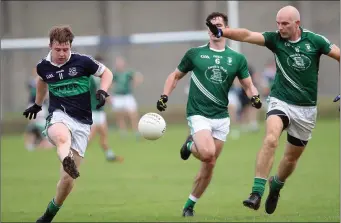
[{"left": 138, "top": 112, "right": 166, "bottom": 140}]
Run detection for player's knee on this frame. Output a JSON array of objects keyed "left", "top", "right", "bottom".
[
  {"left": 201, "top": 150, "right": 216, "bottom": 163},
  {"left": 264, "top": 133, "right": 279, "bottom": 150},
  {"left": 283, "top": 154, "right": 299, "bottom": 164},
  {"left": 53, "top": 133, "right": 70, "bottom": 146}
]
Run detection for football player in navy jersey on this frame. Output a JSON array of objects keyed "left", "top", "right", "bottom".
[{"left": 23, "top": 25, "right": 113, "bottom": 223}]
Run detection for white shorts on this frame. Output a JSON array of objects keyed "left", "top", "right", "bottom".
[
  {"left": 45, "top": 110, "right": 91, "bottom": 157},
  {"left": 267, "top": 97, "right": 317, "bottom": 141},
  {"left": 92, "top": 111, "right": 107, "bottom": 125},
  {"left": 111, "top": 94, "right": 137, "bottom": 112},
  {"left": 187, "top": 115, "right": 230, "bottom": 142}
]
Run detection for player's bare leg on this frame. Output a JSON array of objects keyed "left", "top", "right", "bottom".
[
  {"left": 89, "top": 125, "right": 98, "bottom": 142},
  {"left": 128, "top": 109, "right": 140, "bottom": 139},
  {"left": 36, "top": 149, "right": 82, "bottom": 223},
  {"left": 265, "top": 141, "right": 305, "bottom": 214},
  {"left": 47, "top": 123, "right": 80, "bottom": 179},
  {"left": 98, "top": 122, "right": 123, "bottom": 162},
  {"left": 243, "top": 115, "right": 283, "bottom": 210},
  {"left": 182, "top": 130, "right": 224, "bottom": 217},
  {"left": 115, "top": 111, "right": 127, "bottom": 137},
  {"left": 24, "top": 132, "right": 37, "bottom": 151}
]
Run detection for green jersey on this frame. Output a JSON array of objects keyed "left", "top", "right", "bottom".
[
  {"left": 112, "top": 70, "right": 135, "bottom": 95},
  {"left": 178, "top": 43, "right": 250, "bottom": 119},
  {"left": 89, "top": 76, "right": 103, "bottom": 111},
  {"left": 262, "top": 27, "right": 333, "bottom": 106}
]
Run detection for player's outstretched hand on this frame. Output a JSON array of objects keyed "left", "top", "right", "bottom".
[
  {"left": 251, "top": 95, "right": 262, "bottom": 109},
  {"left": 96, "top": 89, "right": 109, "bottom": 109},
  {"left": 23, "top": 103, "right": 42, "bottom": 120},
  {"left": 156, "top": 95, "right": 168, "bottom": 112},
  {"left": 205, "top": 20, "right": 223, "bottom": 38}
]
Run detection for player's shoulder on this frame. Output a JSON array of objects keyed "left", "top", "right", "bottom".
[
  {"left": 70, "top": 51, "right": 97, "bottom": 62},
  {"left": 225, "top": 45, "right": 247, "bottom": 60},
  {"left": 302, "top": 28, "right": 330, "bottom": 42},
  {"left": 185, "top": 44, "right": 209, "bottom": 56}
]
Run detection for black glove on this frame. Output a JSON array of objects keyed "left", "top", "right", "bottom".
[
  {"left": 156, "top": 95, "right": 168, "bottom": 112},
  {"left": 23, "top": 103, "right": 42, "bottom": 120},
  {"left": 251, "top": 95, "right": 262, "bottom": 109},
  {"left": 205, "top": 20, "right": 223, "bottom": 38},
  {"left": 96, "top": 89, "right": 109, "bottom": 109},
  {"left": 333, "top": 94, "right": 340, "bottom": 111}
]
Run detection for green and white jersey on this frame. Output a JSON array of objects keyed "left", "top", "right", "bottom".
[
  {"left": 178, "top": 43, "right": 250, "bottom": 119},
  {"left": 262, "top": 27, "right": 333, "bottom": 106},
  {"left": 112, "top": 70, "right": 135, "bottom": 95}
]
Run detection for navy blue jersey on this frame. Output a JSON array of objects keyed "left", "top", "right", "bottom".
[{"left": 36, "top": 52, "right": 106, "bottom": 125}]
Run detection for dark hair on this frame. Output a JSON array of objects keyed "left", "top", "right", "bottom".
[
  {"left": 49, "top": 25, "right": 74, "bottom": 45},
  {"left": 206, "top": 12, "right": 228, "bottom": 26}
]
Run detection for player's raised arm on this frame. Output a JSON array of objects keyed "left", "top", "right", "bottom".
[{"left": 206, "top": 20, "right": 265, "bottom": 46}]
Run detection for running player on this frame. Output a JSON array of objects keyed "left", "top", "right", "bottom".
[
  {"left": 111, "top": 56, "right": 143, "bottom": 138},
  {"left": 206, "top": 5, "right": 340, "bottom": 214},
  {"left": 156, "top": 12, "right": 262, "bottom": 217},
  {"left": 89, "top": 55, "right": 123, "bottom": 162},
  {"left": 23, "top": 25, "right": 113, "bottom": 222}
]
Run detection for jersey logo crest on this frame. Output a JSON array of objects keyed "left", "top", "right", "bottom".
[
  {"left": 305, "top": 44, "right": 311, "bottom": 51},
  {"left": 204, "top": 65, "right": 228, "bottom": 84},
  {"left": 68, "top": 67, "right": 78, "bottom": 76},
  {"left": 227, "top": 57, "right": 232, "bottom": 65}
]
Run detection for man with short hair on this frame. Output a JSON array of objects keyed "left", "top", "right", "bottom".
[
  {"left": 157, "top": 12, "right": 262, "bottom": 217},
  {"left": 23, "top": 25, "right": 113, "bottom": 222},
  {"left": 206, "top": 5, "right": 340, "bottom": 214}
]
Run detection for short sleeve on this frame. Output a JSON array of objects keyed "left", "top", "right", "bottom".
[
  {"left": 83, "top": 55, "right": 106, "bottom": 76},
  {"left": 238, "top": 55, "right": 250, "bottom": 80},
  {"left": 314, "top": 33, "right": 333, "bottom": 55},
  {"left": 262, "top": 31, "right": 279, "bottom": 52},
  {"left": 177, "top": 48, "right": 196, "bottom": 73}
]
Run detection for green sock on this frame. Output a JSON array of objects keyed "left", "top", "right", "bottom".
[
  {"left": 186, "top": 141, "right": 193, "bottom": 152},
  {"left": 252, "top": 177, "right": 267, "bottom": 197},
  {"left": 184, "top": 194, "right": 197, "bottom": 209},
  {"left": 47, "top": 198, "right": 61, "bottom": 215},
  {"left": 271, "top": 175, "right": 285, "bottom": 191}
]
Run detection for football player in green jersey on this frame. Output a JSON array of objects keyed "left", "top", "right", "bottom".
[
  {"left": 111, "top": 56, "right": 144, "bottom": 139},
  {"left": 157, "top": 12, "right": 262, "bottom": 217},
  {"left": 88, "top": 55, "right": 124, "bottom": 162},
  {"left": 207, "top": 5, "right": 340, "bottom": 214}
]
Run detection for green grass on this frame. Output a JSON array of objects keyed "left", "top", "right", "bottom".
[{"left": 1, "top": 119, "right": 340, "bottom": 222}]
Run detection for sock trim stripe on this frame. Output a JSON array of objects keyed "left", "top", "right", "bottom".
[
  {"left": 274, "top": 176, "right": 284, "bottom": 185},
  {"left": 189, "top": 194, "right": 198, "bottom": 202},
  {"left": 255, "top": 177, "right": 267, "bottom": 181},
  {"left": 52, "top": 198, "right": 61, "bottom": 209}
]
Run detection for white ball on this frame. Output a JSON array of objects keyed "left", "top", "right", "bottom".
[{"left": 138, "top": 112, "right": 166, "bottom": 140}]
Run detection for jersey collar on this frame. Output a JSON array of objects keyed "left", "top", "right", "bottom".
[
  {"left": 287, "top": 27, "right": 304, "bottom": 43},
  {"left": 45, "top": 51, "right": 72, "bottom": 68},
  {"left": 207, "top": 43, "right": 226, "bottom": 52}
]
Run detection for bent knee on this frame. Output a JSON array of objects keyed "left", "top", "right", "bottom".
[
  {"left": 264, "top": 134, "right": 279, "bottom": 149},
  {"left": 201, "top": 150, "right": 216, "bottom": 163}
]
